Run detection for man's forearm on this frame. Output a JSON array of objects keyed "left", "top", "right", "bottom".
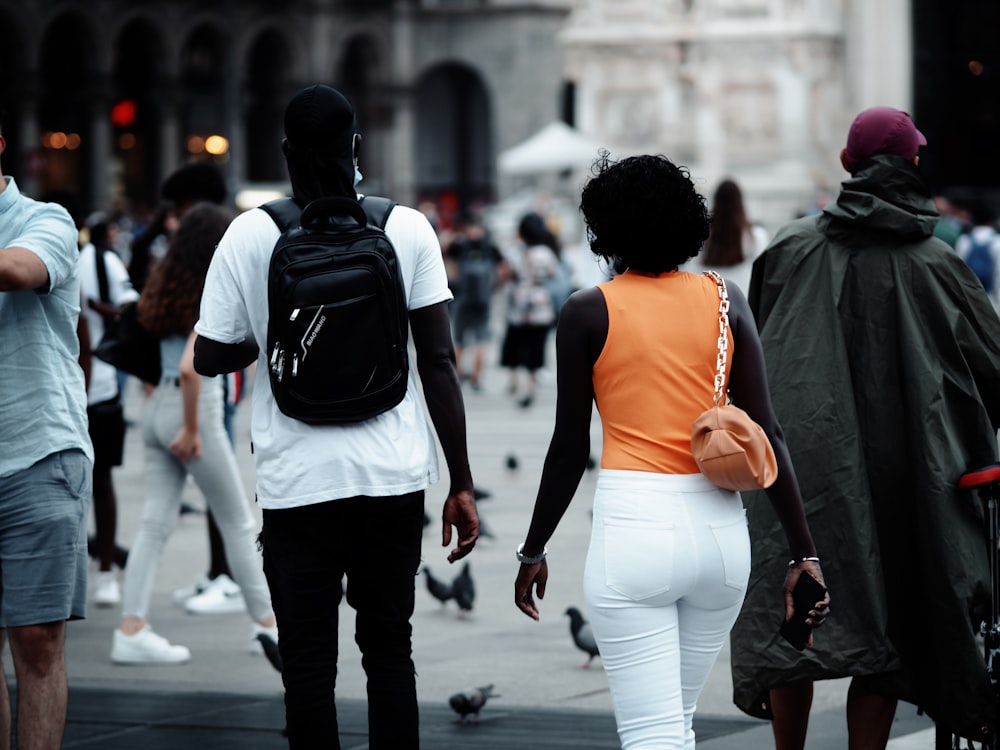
[
  {"left": 0, "top": 246, "right": 49, "bottom": 291},
  {"left": 418, "top": 355, "right": 473, "bottom": 493}
]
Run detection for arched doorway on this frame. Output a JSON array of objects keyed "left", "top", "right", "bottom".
[
  {"left": 38, "top": 10, "right": 95, "bottom": 211},
  {"left": 336, "top": 34, "right": 388, "bottom": 193},
  {"left": 178, "top": 25, "right": 228, "bottom": 172},
  {"left": 414, "top": 63, "right": 493, "bottom": 227},
  {"left": 0, "top": 7, "right": 26, "bottom": 181},
  {"left": 913, "top": 0, "right": 999, "bottom": 202},
  {"left": 245, "top": 28, "right": 291, "bottom": 184},
  {"left": 113, "top": 17, "right": 165, "bottom": 211}
]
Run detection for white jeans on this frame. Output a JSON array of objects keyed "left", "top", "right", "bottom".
[
  {"left": 584, "top": 470, "right": 750, "bottom": 750},
  {"left": 121, "top": 377, "right": 272, "bottom": 622}
]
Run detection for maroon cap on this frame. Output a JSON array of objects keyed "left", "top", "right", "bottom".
[{"left": 843, "top": 106, "right": 927, "bottom": 171}]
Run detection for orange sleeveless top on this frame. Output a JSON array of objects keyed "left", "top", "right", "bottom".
[{"left": 594, "top": 271, "right": 732, "bottom": 473}]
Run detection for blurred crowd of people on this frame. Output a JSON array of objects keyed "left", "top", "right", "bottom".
[
  {"left": 43, "top": 163, "right": 277, "bottom": 673},
  {"left": 7, "top": 86, "right": 1000, "bottom": 749}
]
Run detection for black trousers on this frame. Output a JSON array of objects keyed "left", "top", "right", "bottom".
[{"left": 261, "top": 491, "right": 425, "bottom": 749}]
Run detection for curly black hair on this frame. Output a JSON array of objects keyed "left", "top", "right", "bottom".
[
  {"left": 579, "top": 152, "right": 710, "bottom": 274},
  {"left": 138, "top": 202, "right": 233, "bottom": 338}
]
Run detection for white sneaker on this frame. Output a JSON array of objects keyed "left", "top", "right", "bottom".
[
  {"left": 93, "top": 571, "right": 121, "bottom": 607},
  {"left": 111, "top": 626, "right": 191, "bottom": 665},
  {"left": 172, "top": 573, "right": 212, "bottom": 606},
  {"left": 183, "top": 574, "right": 246, "bottom": 615}
]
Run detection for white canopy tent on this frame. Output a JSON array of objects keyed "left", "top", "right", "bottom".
[{"left": 497, "top": 121, "right": 606, "bottom": 175}]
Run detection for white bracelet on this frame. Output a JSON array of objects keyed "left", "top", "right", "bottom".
[
  {"left": 516, "top": 543, "right": 547, "bottom": 565},
  {"left": 788, "top": 556, "right": 821, "bottom": 567}
]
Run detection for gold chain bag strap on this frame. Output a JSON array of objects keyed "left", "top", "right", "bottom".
[{"left": 690, "top": 271, "right": 778, "bottom": 491}]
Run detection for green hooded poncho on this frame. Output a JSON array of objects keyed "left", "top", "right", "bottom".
[{"left": 731, "top": 155, "right": 1000, "bottom": 741}]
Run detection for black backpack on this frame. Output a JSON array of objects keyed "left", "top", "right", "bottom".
[
  {"left": 260, "top": 195, "right": 409, "bottom": 424},
  {"left": 454, "top": 239, "right": 497, "bottom": 311},
  {"left": 965, "top": 234, "right": 995, "bottom": 294}
]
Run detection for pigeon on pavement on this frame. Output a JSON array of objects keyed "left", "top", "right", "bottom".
[
  {"left": 451, "top": 561, "right": 475, "bottom": 615},
  {"left": 448, "top": 684, "right": 497, "bottom": 723},
  {"left": 565, "top": 606, "right": 600, "bottom": 668},
  {"left": 422, "top": 566, "right": 453, "bottom": 605}
]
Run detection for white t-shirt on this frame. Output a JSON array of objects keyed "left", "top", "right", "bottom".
[
  {"left": 956, "top": 226, "right": 1000, "bottom": 311},
  {"left": 195, "top": 200, "right": 453, "bottom": 509},
  {"left": 78, "top": 243, "right": 139, "bottom": 405}
]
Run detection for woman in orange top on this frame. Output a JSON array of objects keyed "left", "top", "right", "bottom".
[{"left": 514, "top": 153, "right": 828, "bottom": 749}]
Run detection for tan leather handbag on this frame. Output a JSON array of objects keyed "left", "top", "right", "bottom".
[{"left": 691, "top": 271, "right": 778, "bottom": 492}]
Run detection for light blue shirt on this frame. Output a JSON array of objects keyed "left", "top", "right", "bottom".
[
  {"left": 159, "top": 334, "right": 189, "bottom": 379},
  {"left": 0, "top": 177, "right": 92, "bottom": 476}
]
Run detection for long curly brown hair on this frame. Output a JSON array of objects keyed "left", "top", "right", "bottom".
[{"left": 137, "top": 202, "right": 233, "bottom": 338}]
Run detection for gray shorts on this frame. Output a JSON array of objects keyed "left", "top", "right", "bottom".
[
  {"left": 0, "top": 450, "right": 91, "bottom": 626},
  {"left": 452, "top": 304, "right": 491, "bottom": 346}
]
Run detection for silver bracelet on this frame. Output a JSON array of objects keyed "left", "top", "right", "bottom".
[
  {"left": 788, "top": 556, "right": 821, "bottom": 567},
  {"left": 516, "top": 543, "right": 547, "bottom": 565}
]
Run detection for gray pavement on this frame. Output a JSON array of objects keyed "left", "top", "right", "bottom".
[{"left": 55, "top": 352, "right": 937, "bottom": 747}]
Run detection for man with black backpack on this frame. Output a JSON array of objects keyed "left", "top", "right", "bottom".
[
  {"left": 446, "top": 212, "right": 503, "bottom": 390},
  {"left": 957, "top": 201, "right": 1000, "bottom": 311},
  {"left": 193, "top": 84, "right": 479, "bottom": 749}
]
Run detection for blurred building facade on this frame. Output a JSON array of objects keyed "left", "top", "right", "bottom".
[
  {"left": 561, "top": 0, "right": 998, "bottom": 226},
  {"left": 0, "top": 0, "right": 994, "bottom": 228}
]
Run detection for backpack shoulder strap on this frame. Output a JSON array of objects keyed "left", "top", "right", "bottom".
[
  {"left": 359, "top": 196, "right": 396, "bottom": 230},
  {"left": 260, "top": 197, "right": 303, "bottom": 232},
  {"left": 95, "top": 248, "right": 111, "bottom": 303}
]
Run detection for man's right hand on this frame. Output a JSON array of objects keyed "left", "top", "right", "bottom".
[{"left": 441, "top": 489, "right": 479, "bottom": 563}]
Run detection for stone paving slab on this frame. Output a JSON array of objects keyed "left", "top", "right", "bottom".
[{"left": 52, "top": 347, "right": 941, "bottom": 747}]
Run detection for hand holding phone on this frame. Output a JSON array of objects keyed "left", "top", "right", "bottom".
[{"left": 779, "top": 571, "right": 827, "bottom": 651}]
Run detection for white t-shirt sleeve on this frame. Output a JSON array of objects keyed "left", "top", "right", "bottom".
[
  {"left": 195, "top": 211, "right": 261, "bottom": 344},
  {"left": 385, "top": 205, "right": 453, "bottom": 310},
  {"left": 749, "top": 225, "right": 770, "bottom": 259},
  {"left": 955, "top": 234, "right": 970, "bottom": 259},
  {"left": 104, "top": 251, "right": 139, "bottom": 306}
]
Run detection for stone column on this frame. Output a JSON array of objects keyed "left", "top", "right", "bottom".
[
  {"left": 90, "top": 73, "right": 113, "bottom": 212},
  {"left": 155, "top": 79, "right": 181, "bottom": 186},
  {"left": 223, "top": 0, "right": 245, "bottom": 201},
  {"left": 18, "top": 94, "right": 42, "bottom": 198},
  {"left": 388, "top": 0, "right": 416, "bottom": 206},
  {"left": 846, "top": 0, "right": 913, "bottom": 111}
]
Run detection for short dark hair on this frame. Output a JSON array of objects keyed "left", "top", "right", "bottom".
[
  {"left": 161, "top": 162, "right": 227, "bottom": 206},
  {"left": 39, "top": 189, "right": 84, "bottom": 229},
  {"left": 967, "top": 199, "right": 997, "bottom": 228},
  {"left": 518, "top": 212, "right": 560, "bottom": 254},
  {"left": 580, "top": 152, "right": 710, "bottom": 274},
  {"left": 283, "top": 84, "right": 358, "bottom": 202}
]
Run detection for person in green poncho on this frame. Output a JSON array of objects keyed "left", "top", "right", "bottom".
[{"left": 731, "top": 106, "right": 1000, "bottom": 749}]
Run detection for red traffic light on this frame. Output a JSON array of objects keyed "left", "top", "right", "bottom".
[{"left": 110, "top": 100, "right": 136, "bottom": 128}]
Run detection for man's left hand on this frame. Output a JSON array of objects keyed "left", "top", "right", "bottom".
[{"left": 441, "top": 489, "right": 479, "bottom": 563}]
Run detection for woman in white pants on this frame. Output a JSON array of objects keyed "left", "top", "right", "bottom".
[
  {"left": 110, "top": 203, "right": 278, "bottom": 666},
  {"left": 514, "top": 154, "right": 829, "bottom": 749}
]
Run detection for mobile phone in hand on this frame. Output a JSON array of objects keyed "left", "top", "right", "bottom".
[{"left": 778, "top": 572, "right": 827, "bottom": 651}]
